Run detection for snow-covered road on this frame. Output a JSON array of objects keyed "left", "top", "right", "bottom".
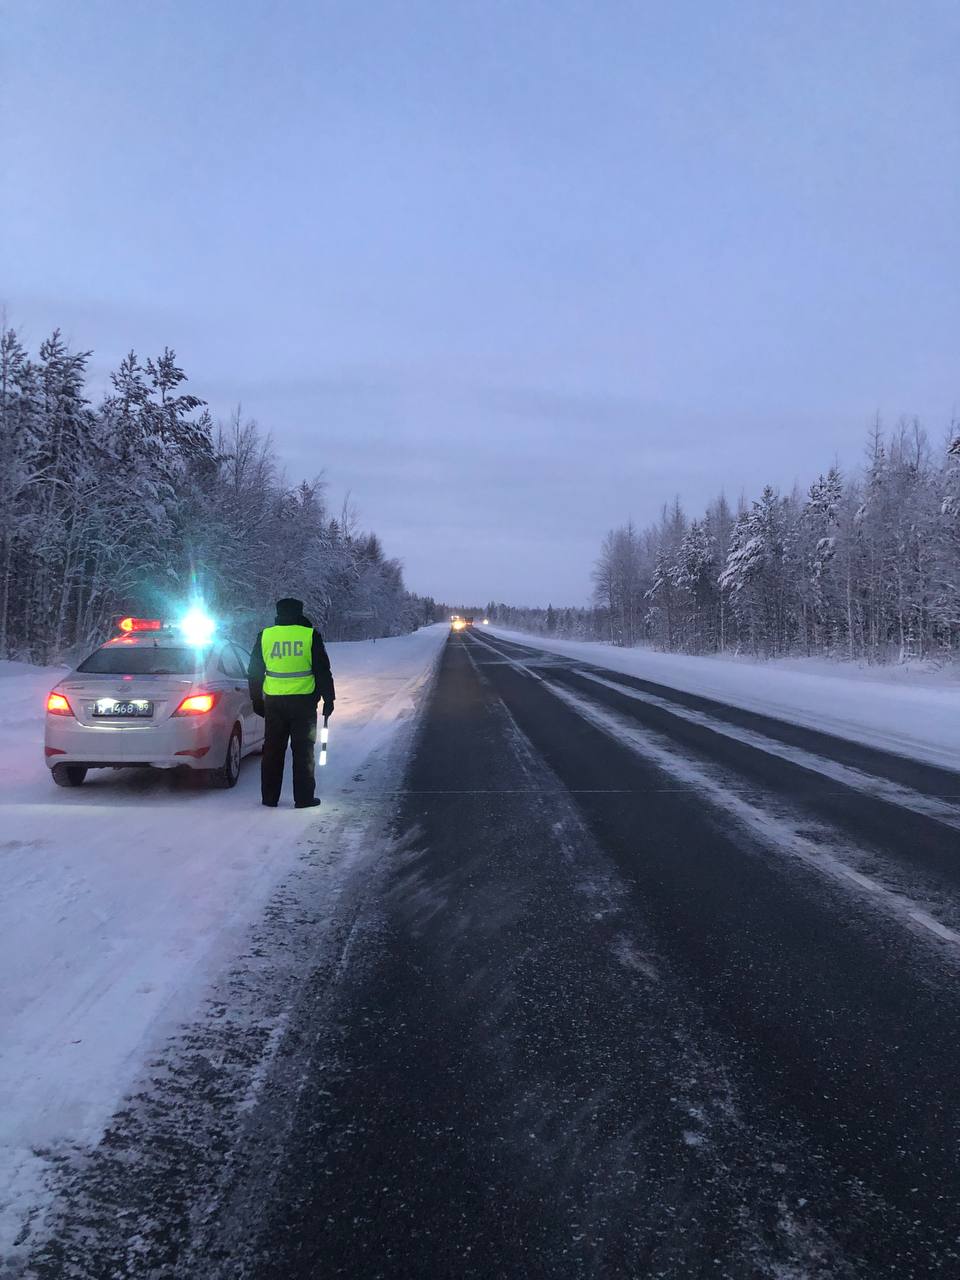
[
  {"left": 8, "top": 624, "right": 960, "bottom": 1276},
  {"left": 0, "top": 626, "right": 446, "bottom": 1264}
]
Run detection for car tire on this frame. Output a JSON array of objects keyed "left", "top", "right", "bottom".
[
  {"left": 52, "top": 763, "right": 87, "bottom": 787},
  {"left": 208, "top": 725, "right": 242, "bottom": 789}
]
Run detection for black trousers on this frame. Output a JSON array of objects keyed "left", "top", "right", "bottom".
[{"left": 261, "top": 695, "right": 318, "bottom": 806}]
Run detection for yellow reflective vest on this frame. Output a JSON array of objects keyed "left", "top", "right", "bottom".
[{"left": 261, "top": 624, "right": 315, "bottom": 696}]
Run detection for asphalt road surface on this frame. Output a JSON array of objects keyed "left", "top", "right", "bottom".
[
  {"left": 203, "top": 628, "right": 960, "bottom": 1280},
  {"left": 30, "top": 629, "right": 960, "bottom": 1278}
]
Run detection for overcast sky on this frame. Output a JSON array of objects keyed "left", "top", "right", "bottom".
[{"left": 3, "top": 1, "right": 958, "bottom": 606}]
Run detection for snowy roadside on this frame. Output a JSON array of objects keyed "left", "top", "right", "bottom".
[
  {"left": 0, "top": 625, "right": 447, "bottom": 1266},
  {"left": 487, "top": 628, "right": 960, "bottom": 772}
]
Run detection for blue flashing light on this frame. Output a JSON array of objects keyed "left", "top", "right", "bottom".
[{"left": 179, "top": 603, "right": 217, "bottom": 647}]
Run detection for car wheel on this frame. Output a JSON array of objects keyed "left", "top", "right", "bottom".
[
  {"left": 52, "top": 763, "right": 87, "bottom": 787},
  {"left": 208, "top": 725, "right": 242, "bottom": 789}
]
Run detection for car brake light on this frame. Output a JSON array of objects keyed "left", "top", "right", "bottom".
[
  {"left": 46, "top": 692, "right": 73, "bottom": 716},
  {"left": 174, "top": 692, "right": 218, "bottom": 716},
  {"left": 118, "top": 617, "right": 163, "bottom": 633}
]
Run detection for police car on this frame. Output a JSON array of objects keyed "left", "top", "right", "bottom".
[{"left": 44, "top": 615, "right": 265, "bottom": 788}]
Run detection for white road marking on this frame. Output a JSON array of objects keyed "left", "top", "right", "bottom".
[
  {"left": 543, "top": 680, "right": 960, "bottom": 954},
  {"left": 466, "top": 630, "right": 545, "bottom": 681},
  {"left": 570, "top": 668, "right": 960, "bottom": 833},
  {"left": 841, "top": 869, "right": 882, "bottom": 892},
  {"left": 474, "top": 633, "right": 960, "bottom": 953},
  {"left": 908, "top": 911, "right": 960, "bottom": 944}
]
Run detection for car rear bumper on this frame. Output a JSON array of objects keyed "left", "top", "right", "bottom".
[{"left": 44, "top": 717, "right": 221, "bottom": 771}]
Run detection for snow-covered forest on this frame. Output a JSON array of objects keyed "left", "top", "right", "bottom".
[
  {"left": 488, "top": 418, "right": 960, "bottom": 663},
  {"left": 0, "top": 328, "right": 438, "bottom": 662}
]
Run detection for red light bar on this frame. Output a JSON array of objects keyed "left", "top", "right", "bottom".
[
  {"left": 174, "top": 692, "right": 218, "bottom": 716},
  {"left": 118, "top": 617, "right": 163, "bottom": 633}
]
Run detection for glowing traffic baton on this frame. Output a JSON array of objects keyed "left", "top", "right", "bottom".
[{"left": 319, "top": 714, "right": 330, "bottom": 767}]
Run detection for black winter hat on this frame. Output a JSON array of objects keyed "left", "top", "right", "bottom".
[{"left": 275, "top": 597, "right": 306, "bottom": 622}]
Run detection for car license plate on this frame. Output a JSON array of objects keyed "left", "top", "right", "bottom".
[{"left": 93, "top": 699, "right": 154, "bottom": 718}]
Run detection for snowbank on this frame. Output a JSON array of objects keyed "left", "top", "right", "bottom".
[
  {"left": 0, "top": 626, "right": 446, "bottom": 1257},
  {"left": 487, "top": 629, "right": 960, "bottom": 772}
]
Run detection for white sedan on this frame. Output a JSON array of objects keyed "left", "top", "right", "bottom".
[{"left": 44, "top": 621, "right": 265, "bottom": 788}]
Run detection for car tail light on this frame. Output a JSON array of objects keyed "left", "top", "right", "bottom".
[
  {"left": 45, "top": 746, "right": 67, "bottom": 756},
  {"left": 46, "top": 692, "right": 73, "bottom": 716},
  {"left": 118, "top": 617, "right": 163, "bottom": 633},
  {"left": 174, "top": 692, "right": 218, "bottom": 716}
]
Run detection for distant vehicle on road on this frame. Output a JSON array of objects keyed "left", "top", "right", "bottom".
[{"left": 44, "top": 617, "right": 264, "bottom": 789}]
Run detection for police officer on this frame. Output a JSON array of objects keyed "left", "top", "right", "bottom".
[{"left": 247, "top": 597, "right": 335, "bottom": 808}]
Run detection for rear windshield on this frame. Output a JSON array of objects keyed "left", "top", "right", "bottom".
[{"left": 76, "top": 646, "right": 204, "bottom": 676}]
